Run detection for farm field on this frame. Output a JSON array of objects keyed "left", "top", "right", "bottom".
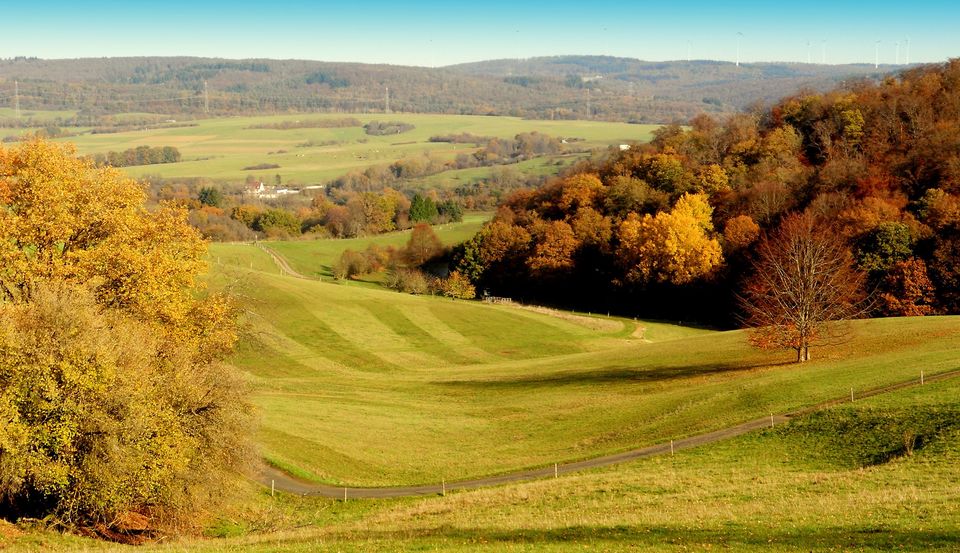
[
  {"left": 49, "top": 113, "right": 656, "bottom": 184},
  {"left": 204, "top": 243, "right": 960, "bottom": 489}
]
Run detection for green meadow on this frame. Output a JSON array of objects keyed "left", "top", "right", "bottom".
[
  {"left": 11, "top": 363, "right": 959, "bottom": 552},
  {"left": 50, "top": 113, "right": 655, "bottom": 184},
  {"left": 3, "top": 232, "right": 958, "bottom": 552},
  {"left": 204, "top": 243, "right": 960, "bottom": 490},
  {"left": 257, "top": 213, "right": 490, "bottom": 281}
]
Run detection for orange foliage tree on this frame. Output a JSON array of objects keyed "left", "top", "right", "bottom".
[
  {"left": 740, "top": 212, "right": 867, "bottom": 362},
  {"left": 879, "top": 258, "right": 937, "bottom": 316}
]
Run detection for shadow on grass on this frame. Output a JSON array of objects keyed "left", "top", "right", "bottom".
[
  {"left": 328, "top": 524, "right": 960, "bottom": 550},
  {"left": 436, "top": 361, "right": 783, "bottom": 389}
]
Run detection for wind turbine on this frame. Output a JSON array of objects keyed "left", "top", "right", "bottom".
[
  {"left": 821, "top": 40, "right": 827, "bottom": 64},
  {"left": 687, "top": 40, "right": 692, "bottom": 63},
  {"left": 875, "top": 40, "right": 881, "bottom": 69},
  {"left": 736, "top": 32, "right": 743, "bottom": 67},
  {"left": 905, "top": 36, "right": 911, "bottom": 64},
  {"left": 895, "top": 41, "right": 900, "bottom": 64},
  {"left": 806, "top": 40, "right": 812, "bottom": 64}
]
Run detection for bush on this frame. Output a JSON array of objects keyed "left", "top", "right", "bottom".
[
  {"left": 242, "top": 163, "right": 281, "bottom": 171},
  {"left": 333, "top": 249, "right": 370, "bottom": 280},
  {"left": 440, "top": 271, "right": 476, "bottom": 299},
  {"left": 253, "top": 209, "right": 302, "bottom": 238},
  {"left": 385, "top": 268, "right": 432, "bottom": 294},
  {"left": 0, "top": 285, "right": 251, "bottom": 533},
  {"left": 364, "top": 121, "right": 415, "bottom": 136}
]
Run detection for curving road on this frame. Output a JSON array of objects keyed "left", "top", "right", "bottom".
[{"left": 257, "top": 367, "right": 960, "bottom": 499}]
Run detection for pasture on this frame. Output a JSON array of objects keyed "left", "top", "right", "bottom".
[
  {"left": 51, "top": 113, "right": 656, "bottom": 184},
  {"left": 14, "top": 364, "right": 960, "bottom": 552},
  {"left": 206, "top": 243, "right": 960, "bottom": 489}
]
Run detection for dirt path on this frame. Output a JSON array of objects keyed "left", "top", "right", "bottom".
[
  {"left": 257, "top": 367, "right": 960, "bottom": 498},
  {"left": 257, "top": 243, "right": 315, "bottom": 280}
]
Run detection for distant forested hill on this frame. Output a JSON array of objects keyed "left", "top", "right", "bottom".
[{"left": 0, "top": 55, "right": 896, "bottom": 124}]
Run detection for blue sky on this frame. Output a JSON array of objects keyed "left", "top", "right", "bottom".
[{"left": 2, "top": 1, "right": 958, "bottom": 66}]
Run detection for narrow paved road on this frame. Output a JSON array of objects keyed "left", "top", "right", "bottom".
[{"left": 258, "top": 368, "right": 960, "bottom": 498}]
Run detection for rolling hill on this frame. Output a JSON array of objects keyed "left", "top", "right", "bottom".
[{"left": 0, "top": 55, "right": 898, "bottom": 124}]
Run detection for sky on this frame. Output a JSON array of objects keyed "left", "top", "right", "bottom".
[{"left": 2, "top": 1, "right": 958, "bottom": 67}]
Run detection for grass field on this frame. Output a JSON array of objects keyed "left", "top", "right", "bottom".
[
  {"left": 8, "top": 371, "right": 959, "bottom": 551},
  {"left": 257, "top": 213, "right": 490, "bottom": 281},
  {"left": 3, "top": 241, "right": 958, "bottom": 551},
  {"left": 48, "top": 113, "right": 656, "bottom": 184},
  {"left": 203, "top": 243, "right": 960, "bottom": 490},
  {"left": 0, "top": 107, "right": 78, "bottom": 122},
  {"left": 404, "top": 154, "right": 581, "bottom": 191}
]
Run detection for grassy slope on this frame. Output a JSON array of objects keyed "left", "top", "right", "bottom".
[
  {"left": 206, "top": 243, "right": 960, "bottom": 488},
  {"left": 53, "top": 113, "right": 656, "bottom": 184},
  {"left": 12, "top": 374, "right": 959, "bottom": 552},
  {"left": 263, "top": 213, "right": 490, "bottom": 280}
]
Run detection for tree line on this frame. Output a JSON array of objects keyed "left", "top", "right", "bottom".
[
  {"left": 451, "top": 60, "right": 960, "bottom": 346},
  {"left": 1, "top": 56, "right": 889, "bottom": 124},
  {"left": 90, "top": 145, "right": 181, "bottom": 167},
  {"left": 330, "top": 132, "right": 565, "bottom": 192}
]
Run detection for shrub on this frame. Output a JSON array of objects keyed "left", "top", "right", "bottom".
[
  {"left": 333, "top": 250, "right": 370, "bottom": 280},
  {"left": 385, "top": 268, "right": 432, "bottom": 294},
  {"left": 440, "top": 271, "right": 476, "bottom": 299}
]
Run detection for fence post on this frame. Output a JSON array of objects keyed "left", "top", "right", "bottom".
[
  {"left": 442, "top": 479, "right": 446, "bottom": 497},
  {"left": 921, "top": 370, "right": 925, "bottom": 385},
  {"left": 670, "top": 440, "right": 674, "bottom": 455},
  {"left": 343, "top": 487, "right": 347, "bottom": 501},
  {"left": 554, "top": 463, "right": 558, "bottom": 479},
  {"left": 770, "top": 413, "right": 774, "bottom": 428},
  {"left": 850, "top": 388, "right": 854, "bottom": 402},
  {"left": 271, "top": 479, "right": 275, "bottom": 498}
]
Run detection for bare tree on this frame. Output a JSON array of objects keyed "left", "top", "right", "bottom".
[{"left": 740, "top": 211, "right": 867, "bottom": 362}]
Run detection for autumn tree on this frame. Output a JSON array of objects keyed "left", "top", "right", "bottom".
[
  {"left": 440, "top": 270, "right": 476, "bottom": 299},
  {"left": 740, "top": 211, "right": 867, "bottom": 362},
  {"left": 405, "top": 223, "right": 443, "bottom": 266},
  {"left": 527, "top": 220, "right": 578, "bottom": 274},
  {"left": 878, "top": 258, "right": 936, "bottom": 316},
  {"left": 0, "top": 140, "right": 251, "bottom": 533},
  {"left": 617, "top": 193, "right": 723, "bottom": 285},
  {"left": 722, "top": 215, "right": 761, "bottom": 251}
]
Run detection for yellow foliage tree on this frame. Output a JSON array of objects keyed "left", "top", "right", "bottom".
[
  {"left": 0, "top": 140, "right": 250, "bottom": 534},
  {"left": 617, "top": 193, "right": 723, "bottom": 284},
  {"left": 556, "top": 173, "right": 604, "bottom": 212}
]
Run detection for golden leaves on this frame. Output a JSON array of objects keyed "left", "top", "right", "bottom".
[{"left": 617, "top": 193, "right": 723, "bottom": 285}]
